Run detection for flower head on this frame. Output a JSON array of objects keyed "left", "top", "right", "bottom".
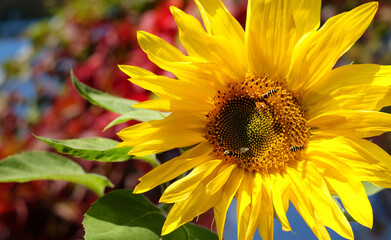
[{"left": 118, "top": 0, "right": 391, "bottom": 239}]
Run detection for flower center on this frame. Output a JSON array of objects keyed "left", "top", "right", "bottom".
[{"left": 205, "top": 73, "right": 310, "bottom": 173}]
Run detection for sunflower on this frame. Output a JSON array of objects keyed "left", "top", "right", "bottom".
[{"left": 117, "top": 0, "right": 391, "bottom": 239}]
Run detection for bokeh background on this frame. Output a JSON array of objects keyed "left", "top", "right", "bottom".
[{"left": 0, "top": 0, "right": 391, "bottom": 239}]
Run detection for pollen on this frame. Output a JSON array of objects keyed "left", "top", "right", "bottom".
[{"left": 205, "top": 73, "right": 310, "bottom": 173}]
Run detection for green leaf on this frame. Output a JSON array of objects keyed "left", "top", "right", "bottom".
[
  {"left": 36, "top": 135, "right": 130, "bottom": 162},
  {"left": 71, "top": 70, "right": 137, "bottom": 114},
  {"left": 35, "top": 135, "right": 159, "bottom": 167},
  {"left": 165, "top": 222, "right": 220, "bottom": 240},
  {"left": 0, "top": 152, "right": 113, "bottom": 196},
  {"left": 71, "top": 70, "right": 166, "bottom": 126},
  {"left": 103, "top": 109, "right": 167, "bottom": 131},
  {"left": 363, "top": 181, "right": 384, "bottom": 196},
  {"left": 83, "top": 189, "right": 218, "bottom": 240}
]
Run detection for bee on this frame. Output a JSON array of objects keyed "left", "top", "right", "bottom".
[
  {"left": 256, "top": 89, "right": 279, "bottom": 108},
  {"left": 261, "top": 89, "right": 279, "bottom": 100},
  {"left": 238, "top": 147, "right": 250, "bottom": 154},
  {"left": 223, "top": 147, "right": 250, "bottom": 157},
  {"left": 223, "top": 150, "right": 233, "bottom": 156},
  {"left": 289, "top": 145, "right": 305, "bottom": 152}
]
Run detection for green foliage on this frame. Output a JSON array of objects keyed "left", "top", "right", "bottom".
[
  {"left": 103, "top": 110, "right": 167, "bottom": 131},
  {"left": 35, "top": 135, "right": 159, "bottom": 167},
  {"left": 71, "top": 70, "right": 137, "bottom": 114},
  {"left": 83, "top": 189, "right": 218, "bottom": 240},
  {"left": 0, "top": 152, "right": 113, "bottom": 196},
  {"left": 71, "top": 70, "right": 165, "bottom": 128}
]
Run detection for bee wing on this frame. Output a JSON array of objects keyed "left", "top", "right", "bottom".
[{"left": 239, "top": 147, "right": 250, "bottom": 154}]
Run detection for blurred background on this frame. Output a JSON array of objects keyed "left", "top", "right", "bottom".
[{"left": 0, "top": 0, "right": 391, "bottom": 239}]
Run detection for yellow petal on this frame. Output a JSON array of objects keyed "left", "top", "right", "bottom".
[
  {"left": 160, "top": 160, "right": 223, "bottom": 203},
  {"left": 137, "top": 31, "right": 224, "bottom": 88},
  {"left": 137, "top": 30, "right": 193, "bottom": 62},
  {"left": 162, "top": 165, "right": 223, "bottom": 235},
  {"left": 170, "top": 6, "right": 245, "bottom": 79},
  {"left": 236, "top": 172, "right": 253, "bottom": 240},
  {"left": 133, "top": 98, "right": 213, "bottom": 112},
  {"left": 327, "top": 177, "right": 373, "bottom": 228},
  {"left": 292, "top": 2, "right": 378, "bottom": 90},
  {"left": 133, "top": 142, "right": 212, "bottom": 193},
  {"left": 130, "top": 75, "right": 215, "bottom": 101},
  {"left": 118, "top": 64, "right": 155, "bottom": 77},
  {"left": 117, "top": 112, "right": 204, "bottom": 141},
  {"left": 308, "top": 110, "right": 391, "bottom": 138},
  {"left": 195, "top": 0, "right": 244, "bottom": 43},
  {"left": 306, "top": 84, "right": 391, "bottom": 119},
  {"left": 271, "top": 173, "right": 291, "bottom": 231},
  {"left": 286, "top": 168, "right": 331, "bottom": 240},
  {"left": 205, "top": 163, "right": 236, "bottom": 196},
  {"left": 258, "top": 176, "right": 274, "bottom": 240},
  {"left": 246, "top": 173, "right": 263, "bottom": 240},
  {"left": 129, "top": 133, "right": 204, "bottom": 156},
  {"left": 118, "top": 113, "right": 206, "bottom": 155},
  {"left": 308, "top": 137, "right": 391, "bottom": 188},
  {"left": 162, "top": 191, "right": 222, "bottom": 235},
  {"left": 300, "top": 160, "right": 353, "bottom": 239},
  {"left": 304, "top": 64, "right": 391, "bottom": 105},
  {"left": 291, "top": 0, "right": 321, "bottom": 38},
  {"left": 214, "top": 167, "right": 244, "bottom": 240},
  {"left": 308, "top": 151, "right": 373, "bottom": 228},
  {"left": 349, "top": 138, "right": 391, "bottom": 170},
  {"left": 246, "top": 0, "right": 296, "bottom": 77}
]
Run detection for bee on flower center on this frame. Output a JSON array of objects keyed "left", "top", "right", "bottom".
[
  {"left": 260, "top": 88, "right": 279, "bottom": 101},
  {"left": 224, "top": 147, "right": 250, "bottom": 159},
  {"left": 205, "top": 74, "right": 309, "bottom": 172},
  {"left": 289, "top": 145, "right": 305, "bottom": 152}
]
